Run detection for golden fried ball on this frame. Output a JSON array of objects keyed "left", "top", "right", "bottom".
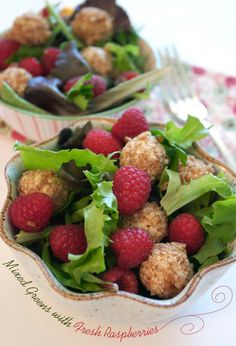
[
  {"left": 7, "top": 13, "right": 51, "bottom": 45},
  {"left": 179, "top": 155, "right": 214, "bottom": 184},
  {"left": 18, "top": 170, "right": 70, "bottom": 209},
  {"left": 0, "top": 67, "right": 32, "bottom": 96},
  {"left": 122, "top": 202, "right": 168, "bottom": 242},
  {"left": 81, "top": 46, "right": 113, "bottom": 76},
  {"left": 120, "top": 131, "right": 169, "bottom": 181},
  {"left": 71, "top": 7, "right": 113, "bottom": 45},
  {"left": 139, "top": 242, "right": 192, "bottom": 298}
]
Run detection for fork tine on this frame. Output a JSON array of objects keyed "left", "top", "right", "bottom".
[
  {"left": 164, "top": 46, "right": 188, "bottom": 100},
  {"left": 171, "top": 45, "right": 195, "bottom": 98},
  {"left": 157, "top": 48, "right": 175, "bottom": 105}
]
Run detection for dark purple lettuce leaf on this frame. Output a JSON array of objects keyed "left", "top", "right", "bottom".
[
  {"left": 24, "top": 77, "right": 79, "bottom": 115},
  {"left": 58, "top": 160, "right": 92, "bottom": 191},
  {"left": 73, "top": 0, "right": 131, "bottom": 33},
  {"left": 51, "top": 41, "right": 91, "bottom": 82},
  {"left": 57, "top": 121, "right": 93, "bottom": 149},
  {"left": 76, "top": 0, "right": 117, "bottom": 17}
]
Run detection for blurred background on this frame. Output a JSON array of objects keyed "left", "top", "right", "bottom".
[{"left": 1, "top": 0, "right": 236, "bottom": 75}]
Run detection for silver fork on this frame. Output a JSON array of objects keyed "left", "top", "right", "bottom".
[{"left": 157, "top": 45, "right": 236, "bottom": 172}]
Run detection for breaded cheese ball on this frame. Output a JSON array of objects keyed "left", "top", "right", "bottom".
[
  {"left": 0, "top": 67, "right": 32, "bottom": 96},
  {"left": 72, "top": 7, "right": 113, "bottom": 45},
  {"left": 139, "top": 242, "right": 192, "bottom": 298},
  {"left": 7, "top": 13, "right": 51, "bottom": 45},
  {"left": 81, "top": 47, "right": 113, "bottom": 76},
  {"left": 122, "top": 202, "right": 168, "bottom": 242},
  {"left": 18, "top": 170, "right": 70, "bottom": 209},
  {"left": 179, "top": 155, "right": 214, "bottom": 184},
  {"left": 120, "top": 131, "right": 169, "bottom": 181}
]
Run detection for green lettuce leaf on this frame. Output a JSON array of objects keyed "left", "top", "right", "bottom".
[
  {"left": 41, "top": 181, "right": 118, "bottom": 292},
  {"left": 160, "top": 169, "right": 233, "bottom": 215},
  {"left": 66, "top": 73, "right": 93, "bottom": 111},
  {"left": 193, "top": 238, "right": 226, "bottom": 266},
  {"left": 163, "top": 115, "right": 209, "bottom": 149},
  {"left": 62, "top": 181, "right": 118, "bottom": 288},
  {"left": 46, "top": 0, "right": 83, "bottom": 48},
  {"left": 0, "top": 82, "right": 46, "bottom": 114},
  {"left": 105, "top": 42, "right": 140, "bottom": 72},
  {"left": 15, "top": 144, "right": 117, "bottom": 174},
  {"left": 151, "top": 116, "right": 209, "bottom": 170},
  {"left": 6, "top": 45, "right": 45, "bottom": 64},
  {"left": 192, "top": 197, "right": 236, "bottom": 267}
]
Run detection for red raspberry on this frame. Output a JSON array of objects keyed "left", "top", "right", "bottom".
[
  {"left": 41, "top": 47, "right": 61, "bottom": 74},
  {"left": 64, "top": 74, "right": 107, "bottom": 97},
  {"left": 111, "top": 228, "right": 153, "bottom": 269},
  {"left": 120, "top": 71, "right": 140, "bottom": 81},
  {"left": 41, "top": 7, "right": 49, "bottom": 17},
  {"left": 19, "top": 57, "right": 44, "bottom": 76},
  {"left": 169, "top": 213, "right": 205, "bottom": 255},
  {"left": 113, "top": 166, "right": 151, "bottom": 215},
  {"left": 112, "top": 108, "right": 149, "bottom": 141},
  {"left": 9, "top": 192, "right": 54, "bottom": 232},
  {"left": 101, "top": 266, "right": 125, "bottom": 282},
  {"left": 0, "top": 39, "right": 20, "bottom": 70},
  {"left": 101, "top": 266, "right": 138, "bottom": 294},
  {"left": 49, "top": 224, "right": 87, "bottom": 262},
  {"left": 83, "top": 129, "right": 121, "bottom": 157},
  {"left": 118, "top": 270, "right": 138, "bottom": 294}
]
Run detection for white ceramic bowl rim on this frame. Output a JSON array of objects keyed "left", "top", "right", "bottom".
[
  {"left": 0, "top": 97, "right": 137, "bottom": 121},
  {"left": 1, "top": 117, "right": 236, "bottom": 309}
]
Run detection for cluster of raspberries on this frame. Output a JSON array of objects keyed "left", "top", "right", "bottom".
[{"left": 9, "top": 108, "right": 209, "bottom": 299}]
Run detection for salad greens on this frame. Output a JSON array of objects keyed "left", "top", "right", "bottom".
[
  {"left": 45, "top": 1, "right": 84, "bottom": 48},
  {"left": 193, "top": 198, "right": 236, "bottom": 267},
  {"left": 66, "top": 73, "right": 94, "bottom": 110},
  {"left": 15, "top": 143, "right": 117, "bottom": 174},
  {"left": 160, "top": 170, "right": 233, "bottom": 215},
  {"left": 13, "top": 116, "right": 236, "bottom": 294},
  {"left": 151, "top": 116, "right": 209, "bottom": 170},
  {"left": 6, "top": 45, "right": 46, "bottom": 64},
  {"left": 51, "top": 41, "right": 91, "bottom": 83},
  {"left": 159, "top": 168, "right": 236, "bottom": 268},
  {"left": 15, "top": 145, "right": 119, "bottom": 292},
  {"left": 105, "top": 42, "right": 141, "bottom": 73},
  {"left": 0, "top": 0, "right": 159, "bottom": 115},
  {"left": 0, "top": 82, "right": 46, "bottom": 114},
  {"left": 24, "top": 76, "right": 79, "bottom": 115}
]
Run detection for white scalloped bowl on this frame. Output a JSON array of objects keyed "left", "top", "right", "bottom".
[{"left": 1, "top": 117, "right": 236, "bottom": 323}]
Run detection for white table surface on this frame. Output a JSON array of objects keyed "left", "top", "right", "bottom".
[{"left": 0, "top": 1, "right": 236, "bottom": 345}]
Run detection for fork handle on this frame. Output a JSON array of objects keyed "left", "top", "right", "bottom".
[{"left": 208, "top": 126, "right": 236, "bottom": 172}]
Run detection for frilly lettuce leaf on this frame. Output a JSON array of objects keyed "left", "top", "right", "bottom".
[
  {"left": 160, "top": 169, "right": 234, "bottom": 215},
  {"left": 61, "top": 181, "right": 118, "bottom": 290},
  {"left": 66, "top": 73, "right": 93, "bottom": 111},
  {"left": 192, "top": 197, "right": 236, "bottom": 268},
  {"left": 160, "top": 168, "right": 236, "bottom": 269},
  {"left": 19, "top": 180, "right": 118, "bottom": 293},
  {"left": 105, "top": 42, "right": 140, "bottom": 73},
  {"left": 15, "top": 143, "right": 117, "bottom": 174},
  {"left": 151, "top": 116, "right": 209, "bottom": 170},
  {"left": 163, "top": 115, "right": 209, "bottom": 149}
]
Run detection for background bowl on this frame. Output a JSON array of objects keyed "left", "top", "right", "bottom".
[
  {"left": 0, "top": 37, "right": 156, "bottom": 142},
  {"left": 1, "top": 117, "right": 236, "bottom": 323}
]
